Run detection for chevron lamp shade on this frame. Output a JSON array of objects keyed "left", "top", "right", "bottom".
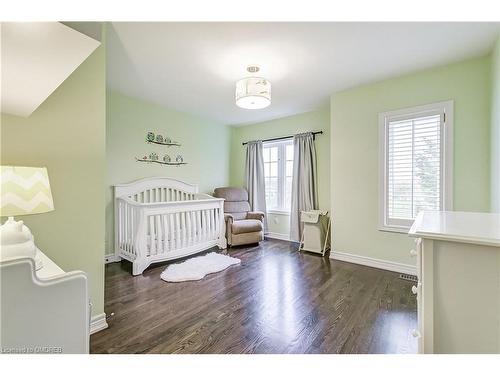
[{"left": 0, "top": 166, "right": 54, "bottom": 217}]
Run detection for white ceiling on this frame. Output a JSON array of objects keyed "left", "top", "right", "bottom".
[
  {"left": 1, "top": 22, "right": 100, "bottom": 117},
  {"left": 106, "top": 22, "right": 500, "bottom": 126}
]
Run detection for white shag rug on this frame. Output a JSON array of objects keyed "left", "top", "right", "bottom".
[{"left": 161, "top": 252, "right": 241, "bottom": 282}]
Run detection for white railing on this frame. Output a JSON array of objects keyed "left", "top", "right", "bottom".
[{"left": 114, "top": 178, "right": 226, "bottom": 275}]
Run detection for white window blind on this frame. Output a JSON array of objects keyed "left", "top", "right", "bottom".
[{"left": 379, "top": 101, "right": 453, "bottom": 231}]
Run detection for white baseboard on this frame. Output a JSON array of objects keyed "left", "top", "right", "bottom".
[
  {"left": 104, "top": 254, "right": 121, "bottom": 264},
  {"left": 330, "top": 250, "right": 417, "bottom": 275},
  {"left": 90, "top": 313, "right": 108, "bottom": 335},
  {"left": 265, "top": 232, "right": 291, "bottom": 241}
]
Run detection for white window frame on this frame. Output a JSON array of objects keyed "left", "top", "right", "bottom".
[
  {"left": 378, "top": 100, "right": 454, "bottom": 233},
  {"left": 263, "top": 139, "right": 293, "bottom": 214}
]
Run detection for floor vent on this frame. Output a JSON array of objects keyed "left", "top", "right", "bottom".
[{"left": 399, "top": 273, "right": 418, "bottom": 282}]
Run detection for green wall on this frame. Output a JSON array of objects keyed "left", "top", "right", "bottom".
[
  {"left": 491, "top": 35, "right": 500, "bottom": 214},
  {"left": 229, "top": 107, "right": 330, "bottom": 237},
  {"left": 1, "top": 43, "right": 106, "bottom": 316},
  {"left": 106, "top": 91, "right": 231, "bottom": 254},
  {"left": 331, "top": 56, "right": 492, "bottom": 266}
]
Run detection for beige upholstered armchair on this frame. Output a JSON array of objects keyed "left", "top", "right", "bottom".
[{"left": 213, "top": 187, "right": 265, "bottom": 247}]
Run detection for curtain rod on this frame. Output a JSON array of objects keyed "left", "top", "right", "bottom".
[{"left": 241, "top": 131, "right": 323, "bottom": 146}]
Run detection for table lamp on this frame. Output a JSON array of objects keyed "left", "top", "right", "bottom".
[{"left": 0, "top": 166, "right": 54, "bottom": 268}]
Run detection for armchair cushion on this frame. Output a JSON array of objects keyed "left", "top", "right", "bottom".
[
  {"left": 224, "top": 201, "right": 250, "bottom": 220},
  {"left": 246, "top": 211, "right": 265, "bottom": 221},
  {"left": 231, "top": 219, "right": 263, "bottom": 235},
  {"left": 214, "top": 187, "right": 248, "bottom": 201}
]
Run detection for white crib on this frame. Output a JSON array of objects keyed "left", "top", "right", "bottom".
[{"left": 114, "top": 177, "right": 227, "bottom": 275}]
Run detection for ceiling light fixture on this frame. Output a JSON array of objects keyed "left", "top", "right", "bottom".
[{"left": 235, "top": 66, "right": 271, "bottom": 109}]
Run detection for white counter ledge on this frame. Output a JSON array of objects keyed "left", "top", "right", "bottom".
[{"left": 409, "top": 211, "right": 500, "bottom": 247}]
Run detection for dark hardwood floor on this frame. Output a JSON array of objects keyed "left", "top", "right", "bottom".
[{"left": 91, "top": 239, "right": 417, "bottom": 354}]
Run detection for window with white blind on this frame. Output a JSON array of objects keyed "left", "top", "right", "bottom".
[
  {"left": 263, "top": 140, "right": 294, "bottom": 213},
  {"left": 378, "top": 101, "right": 454, "bottom": 232}
]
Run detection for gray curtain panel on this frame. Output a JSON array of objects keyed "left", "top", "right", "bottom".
[
  {"left": 290, "top": 132, "right": 319, "bottom": 242},
  {"left": 245, "top": 140, "right": 267, "bottom": 226}
]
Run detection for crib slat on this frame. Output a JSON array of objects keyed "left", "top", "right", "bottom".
[
  {"left": 169, "top": 213, "right": 175, "bottom": 251},
  {"left": 167, "top": 214, "right": 172, "bottom": 251},
  {"left": 213, "top": 209, "right": 217, "bottom": 239},
  {"left": 210, "top": 209, "right": 215, "bottom": 240},
  {"left": 149, "top": 216, "right": 156, "bottom": 255},
  {"left": 205, "top": 210, "right": 210, "bottom": 241},
  {"left": 181, "top": 212, "right": 186, "bottom": 248},
  {"left": 186, "top": 211, "right": 193, "bottom": 245},
  {"left": 131, "top": 207, "right": 136, "bottom": 256},
  {"left": 192, "top": 211, "right": 197, "bottom": 243},
  {"left": 198, "top": 210, "right": 202, "bottom": 241},
  {"left": 209, "top": 210, "right": 213, "bottom": 240},
  {"left": 174, "top": 213, "right": 180, "bottom": 249},
  {"left": 200, "top": 210, "right": 207, "bottom": 241},
  {"left": 156, "top": 215, "right": 162, "bottom": 254},
  {"left": 216, "top": 208, "right": 220, "bottom": 239},
  {"left": 191, "top": 211, "right": 196, "bottom": 243},
  {"left": 162, "top": 214, "right": 168, "bottom": 251},
  {"left": 124, "top": 203, "right": 129, "bottom": 252},
  {"left": 118, "top": 201, "right": 122, "bottom": 250},
  {"left": 206, "top": 210, "right": 210, "bottom": 241},
  {"left": 194, "top": 211, "right": 199, "bottom": 242}
]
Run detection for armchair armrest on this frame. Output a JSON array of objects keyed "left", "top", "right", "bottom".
[
  {"left": 247, "top": 211, "right": 265, "bottom": 222},
  {"left": 223, "top": 213, "right": 234, "bottom": 245}
]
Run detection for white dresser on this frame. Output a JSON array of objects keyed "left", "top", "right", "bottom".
[
  {"left": 409, "top": 211, "right": 500, "bottom": 354},
  {"left": 0, "top": 249, "right": 90, "bottom": 354}
]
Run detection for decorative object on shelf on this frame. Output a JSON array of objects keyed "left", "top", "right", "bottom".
[
  {"left": 0, "top": 166, "right": 55, "bottom": 270},
  {"left": 145, "top": 131, "right": 180, "bottom": 146},
  {"left": 175, "top": 155, "right": 184, "bottom": 163},
  {"left": 235, "top": 65, "right": 271, "bottom": 109},
  {"left": 136, "top": 155, "right": 187, "bottom": 166}
]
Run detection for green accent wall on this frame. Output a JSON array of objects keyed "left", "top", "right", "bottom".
[
  {"left": 1, "top": 42, "right": 106, "bottom": 316},
  {"left": 105, "top": 91, "right": 231, "bottom": 254},
  {"left": 491, "top": 35, "right": 500, "bottom": 214},
  {"left": 331, "top": 56, "right": 492, "bottom": 266},
  {"left": 229, "top": 107, "right": 330, "bottom": 237}
]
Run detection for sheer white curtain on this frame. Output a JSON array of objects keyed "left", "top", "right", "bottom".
[
  {"left": 245, "top": 140, "right": 267, "bottom": 223},
  {"left": 290, "top": 132, "right": 318, "bottom": 242}
]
